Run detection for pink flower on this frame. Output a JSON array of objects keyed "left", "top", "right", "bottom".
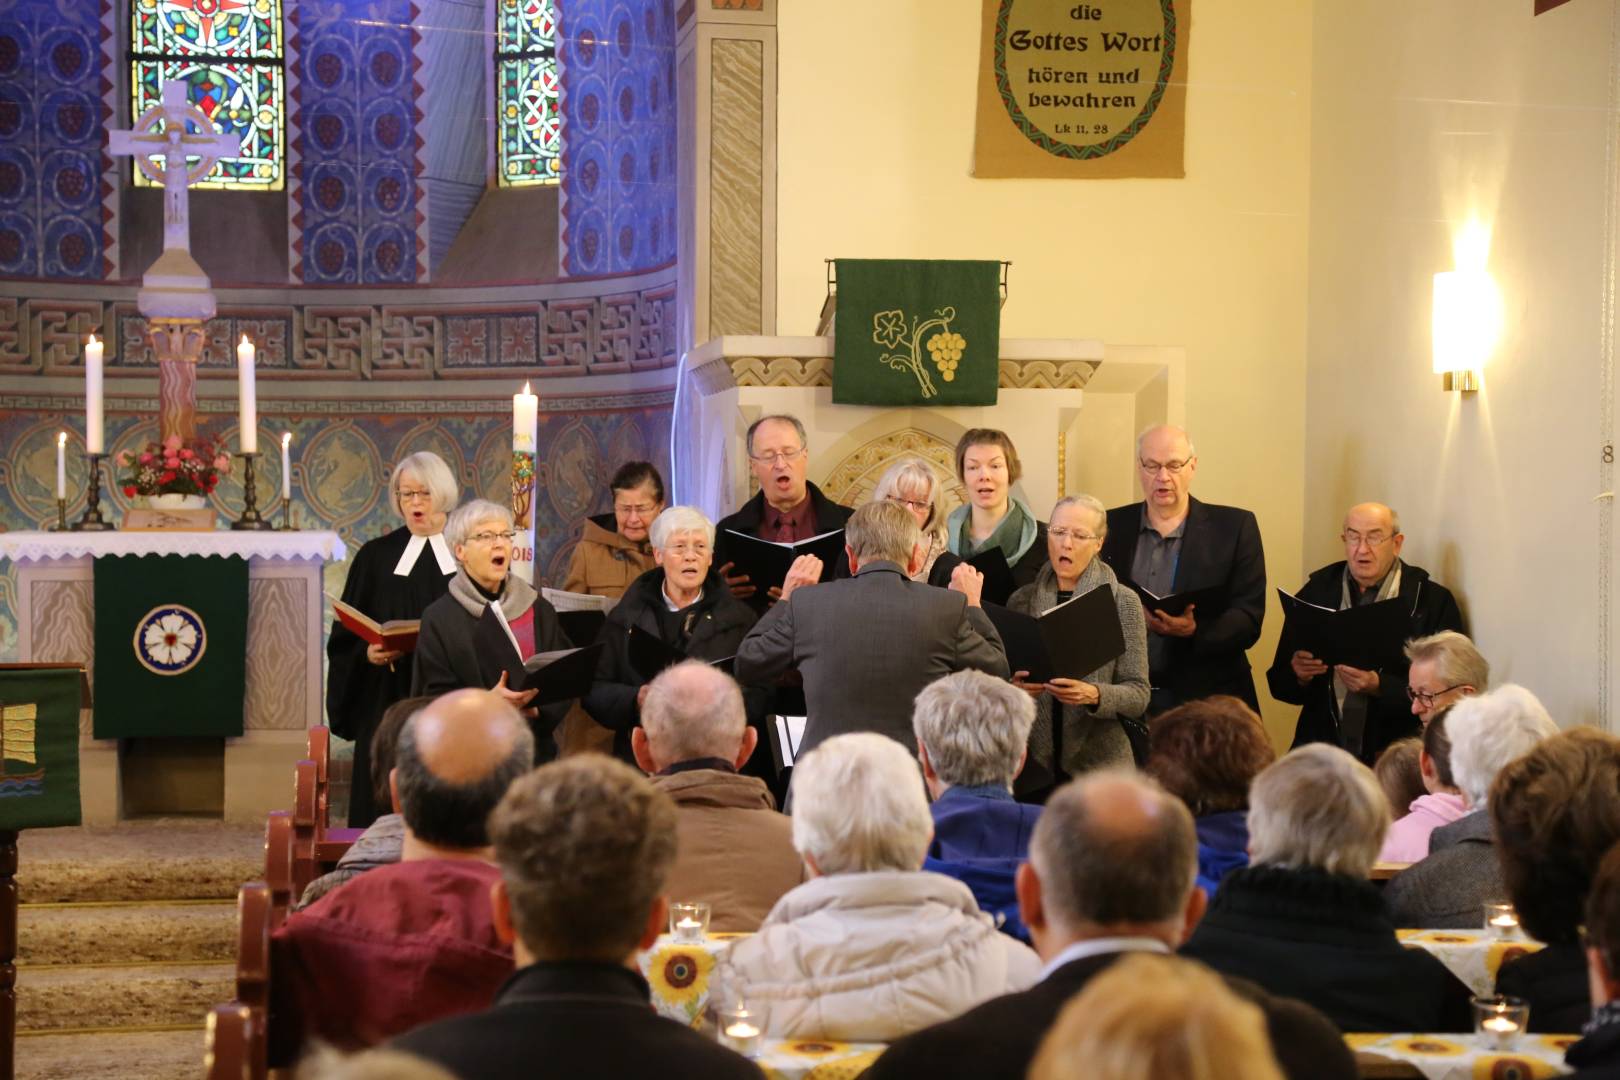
[
  {"left": 117, "top": 450, "right": 132, "bottom": 466},
  {"left": 163, "top": 434, "right": 182, "bottom": 451},
  {"left": 139, "top": 452, "right": 153, "bottom": 465},
  {"left": 214, "top": 455, "right": 230, "bottom": 470},
  {"left": 179, "top": 448, "right": 194, "bottom": 461}
]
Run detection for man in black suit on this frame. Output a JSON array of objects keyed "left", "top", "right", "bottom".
[
  {"left": 865, "top": 772, "right": 1355, "bottom": 1080},
  {"left": 390, "top": 756, "right": 761, "bottom": 1080},
  {"left": 1268, "top": 502, "right": 1465, "bottom": 763},
  {"left": 1099, "top": 425, "right": 1266, "bottom": 712}
]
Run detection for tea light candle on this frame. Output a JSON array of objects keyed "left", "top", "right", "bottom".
[
  {"left": 1472, "top": 994, "right": 1529, "bottom": 1051},
  {"left": 669, "top": 901, "right": 710, "bottom": 943},
  {"left": 720, "top": 1016, "right": 762, "bottom": 1057},
  {"left": 1481, "top": 1014, "right": 1521, "bottom": 1049},
  {"left": 56, "top": 431, "right": 66, "bottom": 499},
  {"left": 1484, "top": 902, "right": 1520, "bottom": 938}
]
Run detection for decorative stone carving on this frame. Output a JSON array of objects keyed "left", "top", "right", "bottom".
[{"left": 821, "top": 429, "right": 968, "bottom": 511}]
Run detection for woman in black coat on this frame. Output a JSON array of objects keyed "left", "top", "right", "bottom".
[{"left": 584, "top": 506, "right": 766, "bottom": 765}]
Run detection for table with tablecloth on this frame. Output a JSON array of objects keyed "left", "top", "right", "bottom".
[
  {"left": 1397, "top": 928, "right": 1547, "bottom": 997},
  {"left": 1349, "top": 1031, "right": 1574, "bottom": 1079}
]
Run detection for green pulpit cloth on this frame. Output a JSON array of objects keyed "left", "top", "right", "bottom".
[
  {"left": 832, "top": 259, "right": 1001, "bottom": 406},
  {"left": 0, "top": 666, "right": 82, "bottom": 828},
  {"left": 93, "top": 555, "right": 249, "bottom": 738}
]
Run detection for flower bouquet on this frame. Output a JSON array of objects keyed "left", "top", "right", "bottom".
[{"left": 118, "top": 434, "right": 232, "bottom": 506}]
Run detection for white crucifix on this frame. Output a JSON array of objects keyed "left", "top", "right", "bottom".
[{"left": 108, "top": 82, "right": 240, "bottom": 254}]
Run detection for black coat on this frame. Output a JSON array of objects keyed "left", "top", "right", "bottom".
[
  {"left": 391, "top": 962, "right": 762, "bottom": 1080},
  {"left": 325, "top": 526, "right": 455, "bottom": 826},
  {"left": 865, "top": 948, "right": 1356, "bottom": 1080},
  {"left": 1099, "top": 497, "right": 1266, "bottom": 709},
  {"left": 1268, "top": 560, "right": 1464, "bottom": 763},
  {"left": 712, "top": 480, "right": 856, "bottom": 587},
  {"left": 1496, "top": 942, "right": 1589, "bottom": 1033},
  {"left": 1180, "top": 865, "right": 1474, "bottom": 1033},
  {"left": 582, "top": 566, "right": 767, "bottom": 762},
  {"left": 1568, "top": 1017, "right": 1620, "bottom": 1078}
]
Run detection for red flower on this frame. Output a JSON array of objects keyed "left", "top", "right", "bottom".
[
  {"left": 123, "top": 485, "right": 136, "bottom": 497},
  {"left": 161, "top": 470, "right": 177, "bottom": 483}
]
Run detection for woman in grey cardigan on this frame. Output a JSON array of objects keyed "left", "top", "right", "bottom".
[{"left": 1008, "top": 494, "right": 1150, "bottom": 786}]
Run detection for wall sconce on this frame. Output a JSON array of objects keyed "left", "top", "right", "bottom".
[{"left": 1432, "top": 248, "right": 1503, "bottom": 393}]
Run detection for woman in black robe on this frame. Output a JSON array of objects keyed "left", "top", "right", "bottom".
[{"left": 325, "top": 451, "right": 459, "bottom": 826}]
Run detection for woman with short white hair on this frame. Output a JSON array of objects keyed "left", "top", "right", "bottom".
[
  {"left": 869, "top": 457, "right": 963, "bottom": 587},
  {"left": 1181, "top": 744, "right": 1472, "bottom": 1033},
  {"left": 717, "top": 733, "right": 1040, "bottom": 1041},
  {"left": 326, "top": 451, "right": 460, "bottom": 826},
  {"left": 412, "top": 498, "right": 574, "bottom": 761},
  {"left": 583, "top": 506, "right": 764, "bottom": 763}
]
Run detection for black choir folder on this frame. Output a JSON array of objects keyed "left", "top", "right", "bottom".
[
  {"left": 722, "top": 528, "right": 845, "bottom": 608},
  {"left": 983, "top": 584, "right": 1127, "bottom": 685},
  {"left": 1124, "top": 580, "right": 1227, "bottom": 618},
  {"left": 1276, "top": 589, "right": 1412, "bottom": 670},
  {"left": 474, "top": 606, "right": 603, "bottom": 704},
  {"left": 966, "top": 548, "right": 1017, "bottom": 608},
  {"left": 625, "top": 625, "right": 736, "bottom": 682}
]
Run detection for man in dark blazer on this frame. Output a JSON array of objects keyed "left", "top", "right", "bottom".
[
  {"left": 1268, "top": 502, "right": 1465, "bottom": 763},
  {"left": 865, "top": 772, "right": 1355, "bottom": 1080},
  {"left": 734, "top": 500, "right": 1009, "bottom": 759},
  {"left": 390, "top": 755, "right": 762, "bottom": 1080},
  {"left": 1099, "top": 425, "right": 1266, "bottom": 711}
]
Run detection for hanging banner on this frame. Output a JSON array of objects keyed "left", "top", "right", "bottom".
[{"left": 973, "top": 0, "right": 1190, "bottom": 179}]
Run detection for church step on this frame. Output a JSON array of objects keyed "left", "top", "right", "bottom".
[
  {"left": 16, "top": 962, "right": 232, "bottom": 1033},
  {"left": 18, "top": 1026, "right": 205, "bottom": 1080},
  {"left": 18, "top": 819, "right": 263, "bottom": 904},
  {"left": 18, "top": 901, "right": 237, "bottom": 967}
]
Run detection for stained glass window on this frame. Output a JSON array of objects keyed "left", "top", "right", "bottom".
[
  {"left": 130, "top": 0, "right": 285, "bottom": 190},
  {"left": 495, "top": 0, "right": 561, "bottom": 186}
]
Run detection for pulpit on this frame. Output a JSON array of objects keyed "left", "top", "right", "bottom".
[{"left": 0, "top": 531, "right": 344, "bottom": 823}]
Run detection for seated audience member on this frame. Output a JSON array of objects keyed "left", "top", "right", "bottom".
[
  {"left": 1270, "top": 503, "right": 1464, "bottom": 762},
  {"left": 1008, "top": 495, "right": 1150, "bottom": 785},
  {"left": 1181, "top": 744, "right": 1472, "bottom": 1032},
  {"left": 1145, "top": 695, "right": 1276, "bottom": 896},
  {"left": 1490, "top": 728, "right": 1620, "bottom": 1033},
  {"left": 913, "top": 670, "right": 1042, "bottom": 939},
  {"left": 1374, "top": 737, "right": 1426, "bottom": 819},
  {"left": 392, "top": 757, "right": 762, "bottom": 1080},
  {"left": 585, "top": 506, "right": 764, "bottom": 763},
  {"left": 871, "top": 456, "right": 963, "bottom": 586},
  {"left": 269, "top": 690, "right": 534, "bottom": 1062},
  {"left": 716, "top": 732, "right": 1040, "bottom": 1041},
  {"left": 1029, "top": 955, "right": 1287, "bottom": 1080},
  {"left": 867, "top": 771, "right": 1355, "bottom": 1080},
  {"left": 1564, "top": 843, "right": 1620, "bottom": 1075},
  {"left": 560, "top": 461, "right": 665, "bottom": 600},
  {"left": 1384, "top": 685, "right": 1558, "bottom": 928},
  {"left": 299, "top": 694, "right": 430, "bottom": 909},
  {"left": 734, "top": 501, "right": 1008, "bottom": 759},
  {"left": 630, "top": 661, "right": 804, "bottom": 932},
  {"left": 1378, "top": 708, "right": 1468, "bottom": 864},
  {"left": 1405, "top": 630, "right": 1489, "bottom": 727}
]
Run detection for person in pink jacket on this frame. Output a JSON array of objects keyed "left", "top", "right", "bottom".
[{"left": 1378, "top": 707, "right": 1469, "bottom": 864}]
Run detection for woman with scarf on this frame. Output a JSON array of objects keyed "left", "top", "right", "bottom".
[{"left": 945, "top": 429, "right": 1047, "bottom": 601}]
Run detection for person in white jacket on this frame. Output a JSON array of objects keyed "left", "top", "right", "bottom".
[{"left": 715, "top": 732, "right": 1041, "bottom": 1041}]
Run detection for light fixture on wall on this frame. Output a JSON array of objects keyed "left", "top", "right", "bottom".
[{"left": 1432, "top": 222, "right": 1502, "bottom": 393}]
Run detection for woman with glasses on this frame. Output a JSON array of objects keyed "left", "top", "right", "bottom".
[
  {"left": 584, "top": 506, "right": 765, "bottom": 763},
  {"left": 868, "top": 457, "right": 963, "bottom": 587},
  {"left": 945, "top": 429, "right": 1048, "bottom": 599},
  {"left": 1007, "top": 494, "right": 1149, "bottom": 796},
  {"left": 325, "top": 451, "right": 460, "bottom": 826},
  {"left": 413, "top": 499, "right": 573, "bottom": 762},
  {"left": 561, "top": 461, "right": 666, "bottom": 602}
]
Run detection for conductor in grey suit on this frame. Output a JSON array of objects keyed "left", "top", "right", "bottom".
[{"left": 735, "top": 500, "right": 1010, "bottom": 760}]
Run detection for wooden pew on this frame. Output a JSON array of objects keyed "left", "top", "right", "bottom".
[
  {"left": 291, "top": 760, "right": 319, "bottom": 901},
  {"left": 204, "top": 1001, "right": 256, "bottom": 1080},
  {"left": 307, "top": 726, "right": 362, "bottom": 865},
  {"left": 234, "top": 882, "right": 272, "bottom": 1080},
  {"left": 264, "top": 810, "right": 293, "bottom": 924}
]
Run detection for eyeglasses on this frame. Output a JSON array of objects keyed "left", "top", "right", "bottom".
[
  {"left": 397, "top": 488, "right": 433, "bottom": 503},
  {"left": 1048, "top": 527, "right": 1101, "bottom": 543},
  {"left": 1406, "top": 684, "right": 1468, "bottom": 709},
  {"left": 663, "top": 542, "right": 711, "bottom": 558},
  {"left": 615, "top": 502, "right": 659, "bottom": 518},
  {"left": 886, "top": 496, "right": 931, "bottom": 513},
  {"left": 1139, "top": 458, "right": 1192, "bottom": 475},
  {"left": 750, "top": 448, "right": 805, "bottom": 466},
  {"left": 1342, "top": 530, "right": 1394, "bottom": 550},
  {"left": 466, "top": 530, "right": 517, "bottom": 545}
]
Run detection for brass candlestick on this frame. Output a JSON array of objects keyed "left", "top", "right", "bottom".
[
  {"left": 70, "top": 453, "right": 114, "bottom": 531},
  {"left": 53, "top": 498, "right": 67, "bottom": 531},
  {"left": 231, "top": 452, "right": 274, "bottom": 531}
]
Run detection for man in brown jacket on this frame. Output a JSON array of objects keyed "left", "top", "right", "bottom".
[{"left": 632, "top": 661, "right": 805, "bottom": 931}]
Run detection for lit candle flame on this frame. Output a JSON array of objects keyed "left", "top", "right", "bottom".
[
  {"left": 57, "top": 431, "right": 66, "bottom": 447},
  {"left": 521, "top": 380, "right": 532, "bottom": 395},
  {"left": 87, "top": 333, "right": 99, "bottom": 346},
  {"left": 282, "top": 431, "right": 292, "bottom": 448}
]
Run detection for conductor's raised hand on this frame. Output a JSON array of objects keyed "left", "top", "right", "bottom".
[
  {"left": 779, "top": 554, "right": 824, "bottom": 600},
  {"left": 718, "top": 560, "right": 756, "bottom": 600},
  {"left": 491, "top": 670, "right": 539, "bottom": 709},
  {"left": 949, "top": 563, "right": 986, "bottom": 607}
]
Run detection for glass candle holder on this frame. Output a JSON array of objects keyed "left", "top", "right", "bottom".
[
  {"left": 1472, "top": 995, "right": 1529, "bottom": 1050},
  {"left": 718, "top": 1006, "right": 762, "bottom": 1057},
  {"left": 669, "top": 901, "right": 711, "bottom": 943},
  {"left": 1483, "top": 901, "right": 1521, "bottom": 939}
]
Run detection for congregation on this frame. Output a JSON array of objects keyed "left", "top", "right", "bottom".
[{"left": 290, "top": 414, "right": 1620, "bottom": 1078}]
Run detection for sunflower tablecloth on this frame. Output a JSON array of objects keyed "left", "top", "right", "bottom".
[
  {"left": 1397, "top": 929, "right": 1548, "bottom": 998},
  {"left": 637, "top": 932, "right": 746, "bottom": 1026},
  {"left": 756, "top": 1039, "right": 887, "bottom": 1080},
  {"left": 1347, "top": 1032, "right": 1574, "bottom": 1079}
]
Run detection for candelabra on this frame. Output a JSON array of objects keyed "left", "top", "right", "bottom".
[
  {"left": 52, "top": 498, "right": 67, "bottom": 532},
  {"left": 70, "top": 454, "right": 114, "bottom": 531},
  {"left": 231, "top": 452, "right": 274, "bottom": 531}
]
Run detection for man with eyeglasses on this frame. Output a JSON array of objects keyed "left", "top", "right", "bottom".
[
  {"left": 713, "top": 414, "right": 854, "bottom": 604},
  {"left": 1099, "top": 425, "right": 1267, "bottom": 714},
  {"left": 1402, "top": 631, "right": 1488, "bottom": 727},
  {"left": 1267, "top": 503, "right": 1465, "bottom": 764}
]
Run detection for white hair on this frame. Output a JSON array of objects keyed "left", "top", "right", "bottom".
[
  {"left": 913, "top": 671, "right": 1036, "bottom": 789},
  {"left": 791, "top": 733, "right": 932, "bottom": 875},
  {"left": 871, "top": 457, "right": 946, "bottom": 536},
  {"left": 445, "top": 498, "right": 514, "bottom": 552},
  {"left": 1135, "top": 424, "right": 1196, "bottom": 460},
  {"left": 1247, "top": 744, "right": 1390, "bottom": 878},
  {"left": 641, "top": 661, "right": 746, "bottom": 763},
  {"left": 1404, "top": 631, "right": 1490, "bottom": 692},
  {"left": 1049, "top": 494, "right": 1108, "bottom": 539},
  {"left": 390, "top": 452, "right": 459, "bottom": 518},
  {"left": 1446, "top": 684, "right": 1559, "bottom": 808},
  {"left": 648, "top": 506, "right": 715, "bottom": 551}
]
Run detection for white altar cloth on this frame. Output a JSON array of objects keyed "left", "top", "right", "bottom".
[{"left": 0, "top": 531, "right": 346, "bottom": 564}]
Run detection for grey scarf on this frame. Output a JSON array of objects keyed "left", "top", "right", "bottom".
[
  {"left": 1333, "top": 560, "right": 1402, "bottom": 755},
  {"left": 447, "top": 567, "right": 537, "bottom": 623}
]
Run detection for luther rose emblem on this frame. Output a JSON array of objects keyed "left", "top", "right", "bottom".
[{"left": 133, "top": 605, "right": 207, "bottom": 675}]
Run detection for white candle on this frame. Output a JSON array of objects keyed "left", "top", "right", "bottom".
[
  {"left": 84, "top": 335, "right": 104, "bottom": 454},
  {"left": 237, "top": 335, "right": 258, "bottom": 453},
  {"left": 56, "top": 431, "right": 66, "bottom": 499},
  {"left": 280, "top": 432, "right": 292, "bottom": 500},
  {"left": 675, "top": 917, "right": 702, "bottom": 931},
  {"left": 1481, "top": 1015, "right": 1520, "bottom": 1048},
  {"left": 513, "top": 381, "right": 538, "bottom": 453}
]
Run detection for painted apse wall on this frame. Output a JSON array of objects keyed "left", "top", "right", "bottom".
[{"left": 776, "top": 0, "right": 1314, "bottom": 743}]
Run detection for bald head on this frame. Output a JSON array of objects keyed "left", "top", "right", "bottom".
[
  {"left": 1135, "top": 426, "right": 1197, "bottom": 514},
  {"left": 636, "top": 661, "right": 752, "bottom": 771},
  {"left": 1341, "top": 502, "right": 1404, "bottom": 588},
  {"left": 395, "top": 689, "right": 535, "bottom": 850}
]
